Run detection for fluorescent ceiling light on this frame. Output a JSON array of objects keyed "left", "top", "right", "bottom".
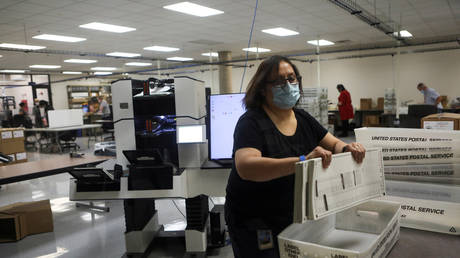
[
  {"left": 125, "top": 62, "right": 152, "bottom": 66},
  {"left": 201, "top": 52, "right": 218, "bottom": 57},
  {"left": 399, "top": 30, "right": 413, "bottom": 38},
  {"left": 0, "top": 70, "right": 25, "bottom": 73},
  {"left": 0, "top": 55, "right": 2, "bottom": 58},
  {"left": 94, "top": 72, "right": 112, "bottom": 75},
  {"left": 307, "top": 39, "right": 334, "bottom": 46},
  {"left": 62, "top": 71, "right": 82, "bottom": 74},
  {"left": 262, "top": 27, "right": 299, "bottom": 37},
  {"left": 32, "top": 34, "right": 86, "bottom": 42},
  {"left": 242, "top": 47, "right": 271, "bottom": 53},
  {"left": 0, "top": 43, "right": 45, "bottom": 50},
  {"left": 106, "top": 52, "right": 141, "bottom": 58},
  {"left": 30, "top": 65, "right": 61, "bottom": 69},
  {"left": 167, "top": 57, "right": 194, "bottom": 61},
  {"left": 64, "top": 59, "right": 97, "bottom": 64},
  {"left": 143, "top": 45, "right": 179, "bottom": 52},
  {"left": 79, "top": 22, "right": 136, "bottom": 33},
  {"left": 91, "top": 67, "right": 117, "bottom": 71},
  {"left": 163, "top": 2, "right": 224, "bottom": 17}
]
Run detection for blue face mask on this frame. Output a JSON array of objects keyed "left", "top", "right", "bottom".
[{"left": 271, "top": 82, "right": 300, "bottom": 109}]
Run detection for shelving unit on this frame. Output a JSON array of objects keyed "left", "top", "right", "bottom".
[{"left": 67, "top": 85, "right": 111, "bottom": 110}]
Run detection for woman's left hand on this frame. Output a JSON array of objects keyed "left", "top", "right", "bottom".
[{"left": 344, "top": 142, "right": 365, "bottom": 163}]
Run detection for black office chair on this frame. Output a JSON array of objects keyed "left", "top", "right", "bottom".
[
  {"left": 59, "top": 130, "right": 80, "bottom": 152},
  {"left": 11, "top": 114, "right": 37, "bottom": 151}
]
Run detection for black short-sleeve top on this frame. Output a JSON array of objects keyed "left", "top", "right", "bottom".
[{"left": 225, "top": 108, "right": 328, "bottom": 220}]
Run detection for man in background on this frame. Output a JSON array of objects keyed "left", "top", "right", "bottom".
[
  {"left": 417, "top": 83, "right": 442, "bottom": 109},
  {"left": 98, "top": 95, "right": 111, "bottom": 119}
]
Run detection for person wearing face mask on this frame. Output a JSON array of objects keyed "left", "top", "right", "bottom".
[
  {"left": 225, "top": 55, "right": 366, "bottom": 258},
  {"left": 417, "top": 82, "right": 443, "bottom": 109}
]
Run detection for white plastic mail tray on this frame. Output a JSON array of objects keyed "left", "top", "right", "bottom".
[
  {"left": 279, "top": 199, "right": 401, "bottom": 258},
  {"left": 293, "top": 148, "right": 385, "bottom": 222},
  {"left": 382, "top": 180, "right": 460, "bottom": 235},
  {"left": 355, "top": 127, "right": 460, "bottom": 165},
  {"left": 384, "top": 163, "right": 460, "bottom": 185}
]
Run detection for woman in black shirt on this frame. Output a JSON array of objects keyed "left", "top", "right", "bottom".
[{"left": 225, "top": 55, "right": 366, "bottom": 258}]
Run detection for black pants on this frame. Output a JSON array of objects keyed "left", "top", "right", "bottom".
[
  {"left": 341, "top": 119, "right": 349, "bottom": 136},
  {"left": 225, "top": 205, "right": 289, "bottom": 258}
]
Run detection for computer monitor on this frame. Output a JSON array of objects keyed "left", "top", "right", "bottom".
[
  {"left": 177, "top": 124, "right": 206, "bottom": 144},
  {"left": 208, "top": 93, "right": 246, "bottom": 163},
  {"left": 82, "top": 104, "right": 89, "bottom": 113}
]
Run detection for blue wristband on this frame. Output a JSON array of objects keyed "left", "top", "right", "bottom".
[{"left": 299, "top": 155, "right": 306, "bottom": 161}]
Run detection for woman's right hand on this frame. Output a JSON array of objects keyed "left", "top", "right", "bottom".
[{"left": 306, "top": 146, "right": 332, "bottom": 168}]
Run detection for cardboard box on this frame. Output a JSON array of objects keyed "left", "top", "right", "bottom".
[
  {"left": 0, "top": 129, "right": 13, "bottom": 142},
  {"left": 15, "top": 152, "right": 27, "bottom": 163},
  {"left": 0, "top": 200, "right": 53, "bottom": 242},
  {"left": 360, "top": 98, "right": 372, "bottom": 110},
  {"left": 0, "top": 128, "right": 24, "bottom": 142},
  {"left": 363, "top": 115, "right": 380, "bottom": 127},
  {"left": 0, "top": 140, "right": 25, "bottom": 154},
  {"left": 440, "top": 95, "right": 448, "bottom": 108},
  {"left": 377, "top": 97, "right": 384, "bottom": 110},
  {"left": 421, "top": 113, "right": 460, "bottom": 130}
]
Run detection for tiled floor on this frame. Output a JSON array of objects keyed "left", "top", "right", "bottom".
[{"left": 0, "top": 134, "right": 355, "bottom": 258}]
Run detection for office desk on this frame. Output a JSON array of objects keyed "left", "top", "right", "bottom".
[
  {"left": 0, "top": 154, "right": 109, "bottom": 185},
  {"left": 25, "top": 124, "right": 102, "bottom": 153}
]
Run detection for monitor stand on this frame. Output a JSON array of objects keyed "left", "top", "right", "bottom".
[
  {"left": 214, "top": 159, "right": 233, "bottom": 167},
  {"left": 201, "top": 159, "right": 233, "bottom": 169}
]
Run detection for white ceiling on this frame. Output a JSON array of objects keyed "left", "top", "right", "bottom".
[{"left": 0, "top": 0, "right": 459, "bottom": 74}]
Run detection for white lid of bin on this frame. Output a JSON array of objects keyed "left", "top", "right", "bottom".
[{"left": 293, "top": 147, "right": 385, "bottom": 222}]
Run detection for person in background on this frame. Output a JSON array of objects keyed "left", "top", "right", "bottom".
[
  {"left": 14, "top": 102, "right": 32, "bottom": 128},
  {"left": 417, "top": 83, "right": 443, "bottom": 109},
  {"left": 336, "top": 84, "right": 354, "bottom": 137},
  {"left": 31, "top": 99, "right": 40, "bottom": 126},
  {"left": 225, "top": 55, "right": 366, "bottom": 258},
  {"left": 33, "top": 100, "right": 52, "bottom": 127},
  {"left": 98, "top": 95, "right": 111, "bottom": 119},
  {"left": 18, "top": 102, "right": 28, "bottom": 116},
  {"left": 88, "top": 97, "right": 100, "bottom": 114}
]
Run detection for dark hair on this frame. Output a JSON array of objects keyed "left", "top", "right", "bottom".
[
  {"left": 19, "top": 102, "right": 26, "bottom": 107},
  {"left": 90, "top": 97, "right": 98, "bottom": 104},
  {"left": 244, "top": 55, "right": 302, "bottom": 110},
  {"left": 39, "top": 100, "right": 48, "bottom": 107},
  {"left": 417, "top": 82, "right": 424, "bottom": 88},
  {"left": 337, "top": 84, "right": 345, "bottom": 91}
]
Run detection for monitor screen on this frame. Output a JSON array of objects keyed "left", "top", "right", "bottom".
[
  {"left": 177, "top": 124, "right": 206, "bottom": 144},
  {"left": 82, "top": 104, "right": 89, "bottom": 113},
  {"left": 209, "top": 93, "right": 246, "bottom": 160}
]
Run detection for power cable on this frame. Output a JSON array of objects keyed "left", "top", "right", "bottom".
[
  {"left": 239, "top": 0, "right": 259, "bottom": 93},
  {"left": 113, "top": 115, "right": 206, "bottom": 124},
  {"left": 172, "top": 199, "right": 186, "bottom": 218}
]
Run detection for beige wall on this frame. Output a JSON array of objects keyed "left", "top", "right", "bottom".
[{"left": 49, "top": 48, "right": 460, "bottom": 110}]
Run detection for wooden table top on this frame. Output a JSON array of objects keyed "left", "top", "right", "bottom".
[{"left": 0, "top": 154, "right": 110, "bottom": 185}]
